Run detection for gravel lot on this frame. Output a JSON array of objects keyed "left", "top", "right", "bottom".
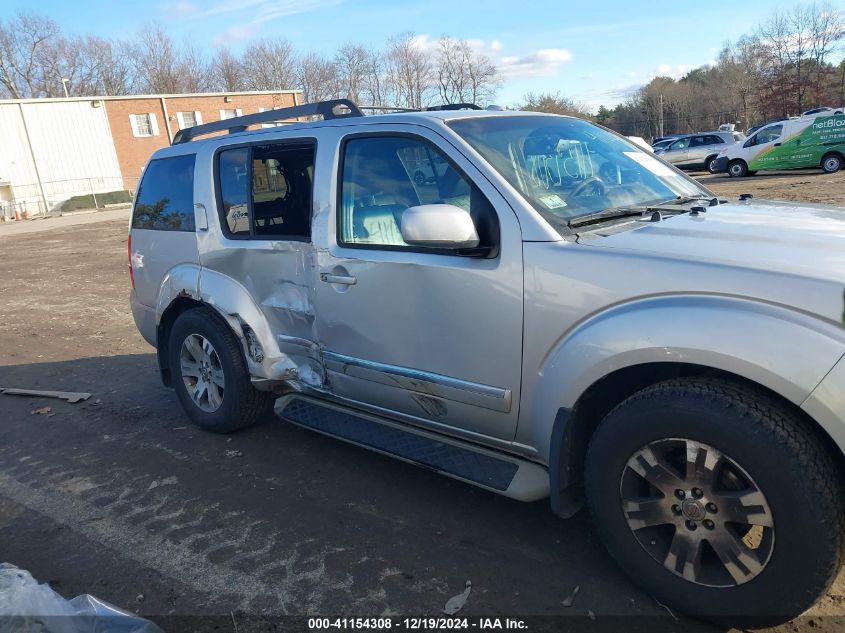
[{"left": 0, "top": 169, "right": 843, "bottom": 632}]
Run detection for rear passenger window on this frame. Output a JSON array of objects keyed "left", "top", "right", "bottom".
[
  {"left": 132, "top": 155, "right": 195, "bottom": 231},
  {"left": 217, "top": 142, "right": 315, "bottom": 239}
]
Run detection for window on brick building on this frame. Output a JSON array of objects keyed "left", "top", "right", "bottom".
[
  {"left": 176, "top": 111, "right": 203, "bottom": 129},
  {"left": 129, "top": 113, "right": 159, "bottom": 137},
  {"left": 220, "top": 108, "right": 243, "bottom": 120}
]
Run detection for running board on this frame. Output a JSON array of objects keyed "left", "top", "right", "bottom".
[{"left": 277, "top": 396, "right": 549, "bottom": 502}]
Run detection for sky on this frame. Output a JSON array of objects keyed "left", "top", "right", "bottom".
[{"left": 3, "top": 0, "right": 805, "bottom": 110}]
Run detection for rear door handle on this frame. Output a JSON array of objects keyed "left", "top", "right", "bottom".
[
  {"left": 773, "top": 143, "right": 782, "bottom": 147},
  {"left": 320, "top": 273, "right": 357, "bottom": 285}
]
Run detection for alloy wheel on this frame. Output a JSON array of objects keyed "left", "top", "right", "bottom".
[
  {"left": 179, "top": 333, "right": 225, "bottom": 413},
  {"left": 620, "top": 438, "right": 774, "bottom": 588}
]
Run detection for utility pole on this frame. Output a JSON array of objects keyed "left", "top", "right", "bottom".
[
  {"left": 61, "top": 77, "right": 70, "bottom": 98},
  {"left": 658, "top": 94, "right": 665, "bottom": 138}
]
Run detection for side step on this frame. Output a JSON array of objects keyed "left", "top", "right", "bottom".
[{"left": 277, "top": 396, "right": 549, "bottom": 502}]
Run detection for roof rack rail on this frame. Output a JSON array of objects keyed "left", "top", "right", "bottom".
[
  {"left": 172, "top": 98, "right": 363, "bottom": 144},
  {"left": 426, "top": 103, "right": 481, "bottom": 111}
]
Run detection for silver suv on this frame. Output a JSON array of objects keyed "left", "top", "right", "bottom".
[
  {"left": 129, "top": 100, "right": 845, "bottom": 625},
  {"left": 654, "top": 132, "right": 741, "bottom": 172}
]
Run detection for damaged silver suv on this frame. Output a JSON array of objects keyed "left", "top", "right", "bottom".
[{"left": 130, "top": 100, "right": 845, "bottom": 625}]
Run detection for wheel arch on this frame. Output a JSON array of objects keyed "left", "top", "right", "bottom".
[
  {"left": 530, "top": 294, "right": 845, "bottom": 517},
  {"left": 821, "top": 150, "right": 844, "bottom": 169},
  {"left": 549, "top": 361, "right": 845, "bottom": 518}
]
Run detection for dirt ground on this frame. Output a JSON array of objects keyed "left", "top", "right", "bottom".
[
  {"left": 0, "top": 174, "right": 843, "bottom": 632},
  {"left": 697, "top": 168, "right": 845, "bottom": 205}
]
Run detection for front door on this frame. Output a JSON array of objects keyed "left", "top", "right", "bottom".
[
  {"left": 664, "top": 137, "right": 690, "bottom": 166},
  {"left": 314, "top": 127, "right": 524, "bottom": 441}
]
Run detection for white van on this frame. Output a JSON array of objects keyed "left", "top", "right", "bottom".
[{"left": 714, "top": 113, "right": 845, "bottom": 177}]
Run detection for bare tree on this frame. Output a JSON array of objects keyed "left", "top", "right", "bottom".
[
  {"left": 334, "top": 43, "right": 369, "bottom": 103},
  {"left": 179, "top": 41, "right": 211, "bottom": 93},
  {"left": 242, "top": 38, "right": 297, "bottom": 90},
  {"left": 435, "top": 36, "right": 499, "bottom": 105},
  {"left": 295, "top": 51, "right": 340, "bottom": 103},
  {"left": 95, "top": 38, "right": 137, "bottom": 96},
  {"left": 385, "top": 32, "right": 434, "bottom": 109},
  {"left": 0, "top": 12, "right": 60, "bottom": 98},
  {"left": 129, "top": 23, "right": 182, "bottom": 94},
  {"left": 211, "top": 47, "right": 245, "bottom": 92},
  {"left": 362, "top": 49, "right": 387, "bottom": 107}
]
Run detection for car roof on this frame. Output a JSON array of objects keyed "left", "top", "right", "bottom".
[{"left": 152, "top": 109, "right": 564, "bottom": 159}]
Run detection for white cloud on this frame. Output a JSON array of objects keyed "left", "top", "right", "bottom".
[
  {"left": 404, "top": 36, "right": 573, "bottom": 80},
  {"left": 499, "top": 48, "right": 574, "bottom": 79},
  {"left": 203, "top": 0, "right": 343, "bottom": 42},
  {"left": 171, "top": 1, "right": 199, "bottom": 15}
]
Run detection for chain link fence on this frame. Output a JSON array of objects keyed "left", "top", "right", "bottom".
[{"left": 0, "top": 176, "right": 139, "bottom": 221}]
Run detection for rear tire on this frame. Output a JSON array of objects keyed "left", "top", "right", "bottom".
[
  {"left": 584, "top": 377, "right": 845, "bottom": 626},
  {"left": 727, "top": 160, "right": 748, "bottom": 178},
  {"left": 822, "top": 152, "right": 843, "bottom": 174},
  {"left": 706, "top": 155, "right": 719, "bottom": 174},
  {"left": 168, "top": 307, "right": 275, "bottom": 433}
]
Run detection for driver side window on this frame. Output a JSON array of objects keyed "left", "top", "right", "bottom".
[
  {"left": 338, "top": 136, "right": 497, "bottom": 251},
  {"left": 756, "top": 125, "right": 783, "bottom": 145}
]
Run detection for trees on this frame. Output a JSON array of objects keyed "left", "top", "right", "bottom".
[
  {"left": 598, "top": 1, "right": 845, "bottom": 136},
  {"left": 435, "top": 36, "right": 499, "bottom": 105},
  {"left": 0, "top": 11, "right": 502, "bottom": 109},
  {"left": 520, "top": 92, "right": 591, "bottom": 117}
]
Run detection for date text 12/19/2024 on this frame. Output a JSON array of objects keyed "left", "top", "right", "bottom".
[{"left": 308, "top": 618, "right": 529, "bottom": 630}]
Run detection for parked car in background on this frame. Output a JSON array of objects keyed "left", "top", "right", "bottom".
[
  {"left": 715, "top": 112, "right": 845, "bottom": 176},
  {"left": 801, "top": 106, "right": 843, "bottom": 117},
  {"left": 653, "top": 132, "right": 738, "bottom": 172},
  {"left": 651, "top": 138, "right": 676, "bottom": 151}
]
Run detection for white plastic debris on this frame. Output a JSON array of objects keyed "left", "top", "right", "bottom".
[
  {"left": 0, "top": 563, "right": 163, "bottom": 633},
  {"left": 443, "top": 580, "right": 471, "bottom": 615}
]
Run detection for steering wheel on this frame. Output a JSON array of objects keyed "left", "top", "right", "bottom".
[{"left": 567, "top": 177, "right": 606, "bottom": 203}]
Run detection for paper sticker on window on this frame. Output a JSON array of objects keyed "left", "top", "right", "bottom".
[
  {"left": 624, "top": 151, "right": 676, "bottom": 178},
  {"left": 539, "top": 194, "right": 567, "bottom": 209}
]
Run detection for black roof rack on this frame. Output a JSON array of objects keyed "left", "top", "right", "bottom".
[
  {"left": 172, "top": 98, "right": 363, "bottom": 144},
  {"left": 426, "top": 103, "right": 481, "bottom": 111}
]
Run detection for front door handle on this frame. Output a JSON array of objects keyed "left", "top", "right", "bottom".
[
  {"left": 773, "top": 142, "right": 782, "bottom": 147},
  {"left": 320, "top": 273, "right": 357, "bottom": 285}
]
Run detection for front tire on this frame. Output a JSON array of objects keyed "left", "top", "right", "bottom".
[
  {"left": 169, "top": 307, "right": 275, "bottom": 433},
  {"left": 585, "top": 377, "right": 844, "bottom": 626},
  {"left": 727, "top": 160, "right": 748, "bottom": 178}
]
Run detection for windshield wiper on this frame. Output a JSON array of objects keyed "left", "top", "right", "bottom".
[
  {"left": 567, "top": 206, "right": 650, "bottom": 228},
  {"left": 651, "top": 194, "right": 717, "bottom": 207}
]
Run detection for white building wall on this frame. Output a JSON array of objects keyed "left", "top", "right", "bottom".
[
  {"left": 0, "top": 99, "right": 123, "bottom": 214},
  {"left": 0, "top": 104, "right": 39, "bottom": 203}
]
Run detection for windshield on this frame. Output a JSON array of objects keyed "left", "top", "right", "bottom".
[{"left": 448, "top": 115, "right": 710, "bottom": 232}]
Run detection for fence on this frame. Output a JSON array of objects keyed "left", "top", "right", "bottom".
[{"left": 0, "top": 176, "right": 139, "bottom": 221}]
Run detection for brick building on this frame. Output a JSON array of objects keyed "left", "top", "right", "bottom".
[{"left": 0, "top": 90, "right": 301, "bottom": 218}]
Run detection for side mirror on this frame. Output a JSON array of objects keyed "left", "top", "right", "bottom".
[{"left": 400, "top": 204, "right": 480, "bottom": 249}]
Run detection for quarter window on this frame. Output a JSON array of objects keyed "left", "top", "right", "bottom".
[
  {"left": 338, "top": 136, "right": 497, "bottom": 251},
  {"left": 131, "top": 155, "right": 195, "bottom": 231},
  {"left": 217, "top": 142, "right": 315, "bottom": 239}
]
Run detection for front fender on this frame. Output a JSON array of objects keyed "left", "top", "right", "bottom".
[{"left": 522, "top": 294, "right": 845, "bottom": 462}]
